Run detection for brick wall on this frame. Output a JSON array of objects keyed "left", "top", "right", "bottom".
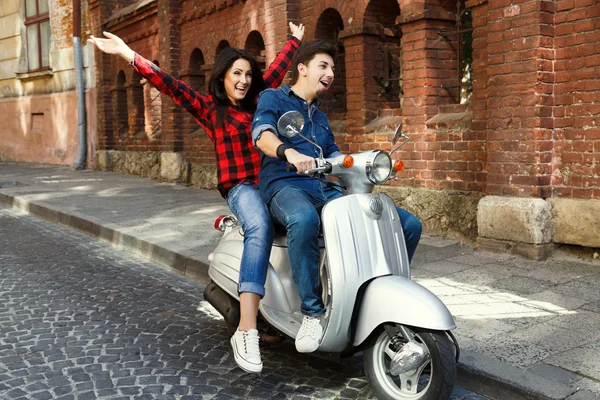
[
  {"left": 464, "top": 0, "right": 599, "bottom": 200},
  {"left": 553, "top": 0, "right": 600, "bottom": 199},
  {"left": 176, "top": 0, "right": 276, "bottom": 165},
  {"left": 90, "top": 0, "right": 600, "bottom": 202},
  {"left": 478, "top": 0, "right": 555, "bottom": 198}
]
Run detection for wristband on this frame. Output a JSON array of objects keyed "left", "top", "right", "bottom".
[{"left": 276, "top": 144, "right": 290, "bottom": 162}]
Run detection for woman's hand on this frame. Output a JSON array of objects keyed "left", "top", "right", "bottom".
[
  {"left": 289, "top": 22, "right": 305, "bottom": 42},
  {"left": 88, "top": 31, "right": 136, "bottom": 64}
]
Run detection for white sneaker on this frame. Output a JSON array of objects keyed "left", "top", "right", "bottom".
[
  {"left": 230, "top": 329, "right": 262, "bottom": 373},
  {"left": 295, "top": 315, "right": 323, "bottom": 353}
]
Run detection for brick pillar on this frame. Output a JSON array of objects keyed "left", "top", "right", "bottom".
[
  {"left": 552, "top": 0, "right": 600, "bottom": 199},
  {"left": 474, "top": 0, "right": 558, "bottom": 259},
  {"left": 483, "top": 0, "right": 555, "bottom": 198},
  {"left": 466, "top": 0, "right": 489, "bottom": 193},
  {"left": 264, "top": 0, "right": 295, "bottom": 70},
  {"left": 338, "top": 26, "right": 374, "bottom": 153},
  {"left": 395, "top": 6, "right": 459, "bottom": 189},
  {"left": 129, "top": 74, "right": 145, "bottom": 137},
  {"left": 157, "top": 0, "right": 182, "bottom": 152},
  {"left": 89, "top": 0, "right": 116, "bottom": 150},
  {"left": 338, "top": 16, "right": 403, "bottom": 154},
  {"left": 339, "top": 27, "right": 369, "bottom": 153}
]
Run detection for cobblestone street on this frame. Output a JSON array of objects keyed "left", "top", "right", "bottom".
[{"left": 0, "top": 206, "right": 488, "bottom": 400}]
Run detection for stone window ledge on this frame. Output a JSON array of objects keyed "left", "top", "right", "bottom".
[
  {"left": 426, "top": 111, "right": 472, "bottom": 132},
  {"left": 364, "top": 115, "right": 403, "bottom": 135},
  {"left": 16, "top": 69, "right": 53, "bottom": 82}
]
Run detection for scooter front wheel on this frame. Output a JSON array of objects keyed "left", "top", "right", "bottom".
[{"left": 363, "top": 324, "right": 456, "bottom": 400}]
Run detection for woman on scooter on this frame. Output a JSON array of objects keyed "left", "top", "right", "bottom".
[{"left": 88, "top": 22, "right": 305, "bottom": 374}]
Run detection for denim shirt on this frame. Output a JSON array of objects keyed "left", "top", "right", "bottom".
[{"left": 251, "top": 85, "right": 342, "bottom": 203}]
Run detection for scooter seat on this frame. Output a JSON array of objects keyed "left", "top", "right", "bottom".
[{"left": 272, "top": 232, "right": 325, "bottom": 248}]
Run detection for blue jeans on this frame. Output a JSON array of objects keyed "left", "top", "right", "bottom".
[
  {"left": 226, "top": 181, "right": 274, "bottom": 297},
  {"left": 268, "top": 184, "right": 422, "bottom": 316}
]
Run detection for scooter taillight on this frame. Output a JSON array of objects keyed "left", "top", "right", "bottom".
[
  {"left": 214, "top": 215, "right": 237, "bottom": 232},
  {"left": 214, "top": 215, "right": 227, "bottom": 231}
]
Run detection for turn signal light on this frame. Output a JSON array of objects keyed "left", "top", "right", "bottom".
[
  {"left": 393, "top": 160, "right": 405, "bottom": 172},
  {"left": 343, "top": 155, "right": 354, "bottom": 168}
]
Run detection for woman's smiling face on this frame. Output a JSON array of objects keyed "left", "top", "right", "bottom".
[{"left": 224, "top": 58, "right": 253, "bottom": 105}]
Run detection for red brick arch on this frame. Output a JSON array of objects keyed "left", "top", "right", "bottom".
[
  {"left": 353, "top": 0, "right": 453, "bottom": 22},
  {"left": 305, "top": 0, "right": 354, "bottom": 40},
  {"left": 130, "top": 70, "right": 145, "bottom": 136},
  {"left": 244, "top": 30, "right": 266, "bottom": 71},
  {"left": 215, "top": 40, "right": 231, "bottom": 57},
  {"left": 113, "top": 70, "right": 128, "bottom": 139},
  {"left": 314, "top": 8, "right": 347, "bottom": 118}
]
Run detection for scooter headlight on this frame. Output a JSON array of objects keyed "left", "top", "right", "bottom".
[{"left": 366, "top": 151, "right": 392, "bottom": 184}]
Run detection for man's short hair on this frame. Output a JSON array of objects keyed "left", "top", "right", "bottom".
[{"left": 291, "top": 40, "right": 337, "bottom": 85}]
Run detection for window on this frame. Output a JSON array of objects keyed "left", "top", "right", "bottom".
[
  {"left": 460, "top": 8, "right": 473, "bottom": 104},
  {"left": 24, "top": 0, "right": 50, "bottom": 71}
]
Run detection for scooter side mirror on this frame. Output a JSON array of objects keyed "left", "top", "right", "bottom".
[
  {"left": 390, "top": 124, "right": 410, "bottom": 155},
  {"left": 392, "top": 124, "right": 405, "bottom": 145},
  {"left": 277, "top": 111, "right": 305, "bottom": 138},
  {"left": 276, "top": 110, "right": 324, "bottom": 160}
]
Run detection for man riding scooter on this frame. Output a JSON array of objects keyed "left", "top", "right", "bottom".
[{"left": 251, "top": 40, "right": 423, "bottom": 353}]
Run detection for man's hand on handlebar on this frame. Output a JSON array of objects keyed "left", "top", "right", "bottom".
[{"left": 285, "top": 150, "right": 316, "bottom": 175}]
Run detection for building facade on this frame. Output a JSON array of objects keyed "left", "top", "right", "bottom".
[
  {"left": 0, "top": 0, "right": 95, "bottom": 166},
  {"left": 2, "top": 0, "right": 599, "bottom": 257}
]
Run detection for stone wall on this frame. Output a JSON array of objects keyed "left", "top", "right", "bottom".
[{"left": 96, "top": 149, "right": 217, "bottom": 191}]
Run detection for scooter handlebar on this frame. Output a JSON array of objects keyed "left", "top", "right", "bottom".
[
  {"left": 285, "top": 162, "right": 297, "bottom": 172},
  {"left": 285, "top": 160, "right": 331, "bottom": 175},
  {"left": 306, "top": 162, "right": 332, "bottom": 175}
]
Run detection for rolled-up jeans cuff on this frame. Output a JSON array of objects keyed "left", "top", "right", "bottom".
[
  {"left": 302, "top": 309, "right": 326, "bottom": 317},
  {"left": 239, "top": 282, "right": 265, "bottom": 298}
]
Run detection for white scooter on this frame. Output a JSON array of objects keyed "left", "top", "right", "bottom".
[{"left": 205, "top": 111, "right": 459, "bottom": 400}]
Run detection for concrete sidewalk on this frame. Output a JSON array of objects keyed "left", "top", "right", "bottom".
[{"left": 1, "top": 162, "right": 599, "bottom": 400}]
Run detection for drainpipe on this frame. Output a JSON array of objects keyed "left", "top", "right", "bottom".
[{"left": 72, "top": 0, "right": 87, "bottom": 169}]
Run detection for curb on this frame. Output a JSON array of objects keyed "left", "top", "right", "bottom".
[
  {"left": 0, "top": 191, "right": 584, "bottom": 400},
  {"left": 457, "top": 350, "right": 576, "bottom": 400},
  {"left": 0, "top": 192, "right": 211, "bottom": 285}
]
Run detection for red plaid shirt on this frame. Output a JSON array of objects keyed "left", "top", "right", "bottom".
[{"left": 132, "top": 37, "right": 300, "bottom": 198}]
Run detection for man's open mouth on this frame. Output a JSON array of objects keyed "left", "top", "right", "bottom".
[{"left": 319, "top": 80, "right": 330, "bottom": 89}]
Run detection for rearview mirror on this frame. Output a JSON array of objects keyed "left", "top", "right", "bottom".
[
  {"left": 392, "top": 123, "right": 405, "bottom": 145},
  {"left": 277, "top": 111, "right": 305, "bottom": 138},
  {"left": 390, "top": 124, "right": 410, "bottom": 155}
]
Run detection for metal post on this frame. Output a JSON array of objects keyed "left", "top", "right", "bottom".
[{"left": 72, "top": 0, "right": 87, "bottom": 169}]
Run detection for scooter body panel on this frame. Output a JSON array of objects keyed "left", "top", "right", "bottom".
[
  {"left": 208, "top": 229, "right": 244, "bottom": 300},
  {"left": 259, "top": 244, "right": 327, "bottom": 338},
  {"left": 318, "top": 193, "right": 410, "bottom": 352},
  {"left": 208, "top": 193, "right": 454, "bottom": 353},
  {"left": 209, "top": 226, "right": 315, "bottom": 336},
  {"left": 353, "top": 275, "right": 457, "bottom": 346}
]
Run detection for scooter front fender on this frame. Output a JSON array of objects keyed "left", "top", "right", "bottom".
[{"left": 353, "top": 276, "right": 456, "bottom": 346}]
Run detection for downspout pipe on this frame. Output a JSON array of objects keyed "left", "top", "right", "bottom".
[{"left": 72, "top": 0, "right": 87, "bottom": 169}]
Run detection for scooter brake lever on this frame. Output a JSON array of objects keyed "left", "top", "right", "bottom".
[{"left": 305, "top": 166, "right": 327, "bottom": 175}]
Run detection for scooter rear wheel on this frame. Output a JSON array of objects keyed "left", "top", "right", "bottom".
[{"left": 363, "top": 324, "right": 456, "bottom": 400}]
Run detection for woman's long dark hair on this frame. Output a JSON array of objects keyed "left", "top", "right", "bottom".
[{"left": 208, "top": 47, "right": 266, "bottom": 128}]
